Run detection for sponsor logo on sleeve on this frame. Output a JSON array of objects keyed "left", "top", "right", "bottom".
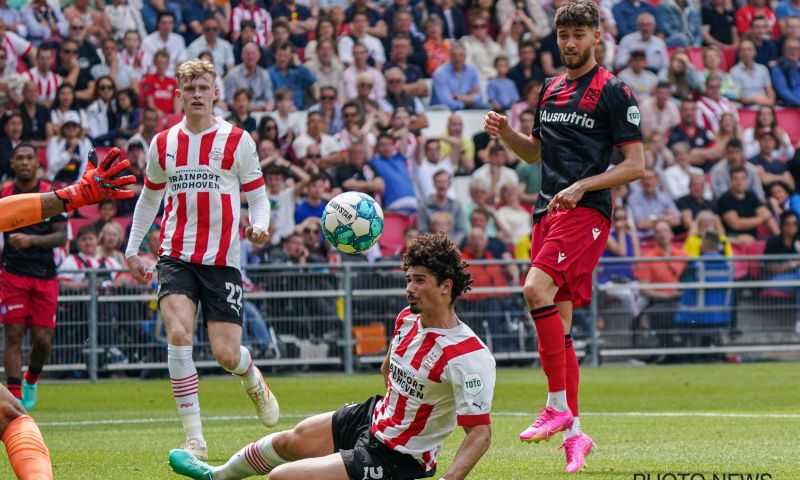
[
  {"left": 464, "top": 373, "right": 484, "bottom": 396},
  {"left": 626, "top": 106, "right": 641, "bottom": 126}
]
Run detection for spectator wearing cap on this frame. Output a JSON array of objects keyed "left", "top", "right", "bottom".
[
  {"left": 369, "top": 132, "right": 417, "bottom": 214},
  {"left": 730, "top": 38, "right": 776, "bottom": 107},
  {"left": 269, "top": 0, "right": 315, "bottom": 49},
  {"left": 508, "top": 41, "right": 545, "bottom": 98},
  {"left": 668, "top": 99, "right": 718, "bottom": 171},
  {"left": 617, "top": 50, "right": 659, "bottom": 101},
  {"left": 46, "top": 110, "right": 92, "bottom": 185},
  {"left": 292, "top": 111, "right": 344, "bottom": 168},
  {"left": 431, "top": 42, "right": 484, "bottom": 111},
  {"left": 696, "top": 74, "right": 739, "bottom": 134},
  {"left": 338, "top": 11, "right": 386, "bottom": 67},
  {"left": 141, "top": 11, "right": 185, "bottom": 76},
  {"left": 305, "top": 38, "right": 345, "bottom": 95},
  {"left": 224, "top": 42, "right": 273, "bottom": 111},
  {"left": 382, "top": 35, "right": 427, "bottom": 99},
  {"left": 771, "top": 37, "right": 800, "bottom": 106},
  {"left": 717, "top": 166, "right": 779, "bottom": 245},
  {"left": 462, "top": 10, "right": 504, "bottom": 80},
  {"left": 615, "top": 13, "right": 668, "bottom": 73},
  {"left": 269, "top": 42, "right": 316, "bottom": 110},
  {"left": 343, "top": 43, "right": 386, "bottom": 102},
  {"left": 710, "top": 138, "right": 767, "bottom": 201},
  {"left": 309, "top": 85, "right": 344, "bottom": 135},
  {"left": 749, "top": 128, "right": 796, "bottom": 189},
  {"left": 384, "top": 67, "right": 428, "bottom": 132},
  {"left": 658, "top": 0, "right": 702, "bottom": 47},
  {"left": 640, "top": 81, "right": 680, "bottom": 137},
  {"left": 384, "top": 12, "right": 427, "bottom": 73}
]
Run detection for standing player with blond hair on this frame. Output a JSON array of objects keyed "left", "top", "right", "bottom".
[
  {"left": 485, "top": 0, "right": 645, "bottom": 473},
  {"left": 125, "top": 59, "right": 278, "bottom": 460}
]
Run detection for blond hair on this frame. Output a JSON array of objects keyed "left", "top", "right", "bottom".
[
  {"left": 176, "top": 59, "right": 217, "bottom": 86},
  {"left": 99, "top": 221, "right": 125, "bottom": 251}
]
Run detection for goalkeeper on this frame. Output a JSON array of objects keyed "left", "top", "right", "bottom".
[{"left": 0, "top": 145, "right": 135, "bottom": 480}]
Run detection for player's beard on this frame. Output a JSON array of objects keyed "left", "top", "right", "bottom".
[{"left": 560, "top": 44, "right": 593, "bottom": 70}]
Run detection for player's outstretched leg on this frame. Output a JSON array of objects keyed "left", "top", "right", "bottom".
[
  {"left": 228, "top": 345, "right": 279, "bottom": 427},
  {"left": 0, "top": 385, "right": 52, "bottom": 479}
]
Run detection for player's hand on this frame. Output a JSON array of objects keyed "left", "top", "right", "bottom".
[
  {"left": 484, "top": 111, "right": 510, "bottom": 138},
  {"left": 245, "top": 225, "right": 270, "bottom": 246},
  {"left": 547, "top": 182, "right": 587, "bottom": 215},
  {"left": 8, "top": 233, "right": 32, "bottom": 249},
  {"left": 126, "top": 255, "right": 152, "bottom": 284},
  {"left": 54, "top": 147, "right": 137, "bottom": 212}
]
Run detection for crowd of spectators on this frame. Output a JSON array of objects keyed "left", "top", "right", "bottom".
[{"left": 1, "top": 0, "right": 800, "bottom": 356}]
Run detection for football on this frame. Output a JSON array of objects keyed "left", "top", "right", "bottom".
[{"left": 322, "top": 192, "right": 384, "bottom": 254}]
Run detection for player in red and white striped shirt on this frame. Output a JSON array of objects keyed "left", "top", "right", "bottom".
[
  {"left": 230, "top": 0, "right": 271, "bottom": 46},
  {"left": 168, "top": 233, "right": 495, "bottom": 480},
  {"left": 125, "top": 59, "right": 277, "bottom": 462},
  {"left": 25, "top": 45, "right": 60, "bottom": 107}
]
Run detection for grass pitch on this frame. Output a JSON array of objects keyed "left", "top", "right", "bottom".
[{"left": 1, "top": 363, "right": 798, "bottom": 479}]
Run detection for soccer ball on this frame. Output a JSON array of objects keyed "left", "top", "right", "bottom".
[{"left": 322, "top": 192, "right": 384, "bottom": 254}]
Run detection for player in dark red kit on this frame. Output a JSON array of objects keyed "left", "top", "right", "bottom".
[{"left": 485, "top": 0, "right": 644, "bottom": 473}]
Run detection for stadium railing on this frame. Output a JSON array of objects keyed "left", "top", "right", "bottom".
[{"left": 5, "top": 256, "right": 799, "bottom": 382}]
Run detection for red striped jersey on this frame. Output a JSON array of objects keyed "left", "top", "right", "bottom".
[
  {"left": 25, "top": 68, "right": 60, "bottom": 104},
  {"left": 371, "top": 307, "right": 495, "bottom": 473},
  {"left": 230, "top": 4, "right": 272, "bottom": 46},
  {"left": 144, "top": 117, "right": 264, "bottom": 270}
]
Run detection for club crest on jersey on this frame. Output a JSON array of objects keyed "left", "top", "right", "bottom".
[
  {"left": 463, "top": 373, "right": 484, "bottom": 396},
  {"left": 422, "top": 351, "right": 439, "bottom": 371},
  {"left": 540, "top": 110, "right": 596, "bottom": 129},
  {"left": 209, "top": 148, "right": 224, "bottom": 162},
  {"left": 627, "top": 106, "right": 641, "bottom": 126}
]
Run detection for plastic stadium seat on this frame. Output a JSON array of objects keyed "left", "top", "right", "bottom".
[
  {"left": 379, "top": 212, "right": 412, "bottom": 256},
  {"left": 78, "top": 204, "right": 101, "bottom": 221},
  {"left": 69, "top": 217, "right": 95, "bottom": 235},
  {"left": 37, "top": 147, "right": 48, "bottom": 171},
  {"left": 352, "top": 322, "right": 387, "bottom": 356},
  {"left": 738, "top": 108, "right": 757, "bottom": 130},
  {"left": 686, "top": 46, "right": 705, "bottom": 71},
  {"left": 775, "top": 109, "right": 800, "bottom": 144},
  {"left": 721, "top": 47, "right": 737, "bottom": 71}
]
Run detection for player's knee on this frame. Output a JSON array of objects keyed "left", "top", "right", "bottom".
[
  {"left": 523, "top": 281, "right": 552, "bottom": 308},
  {"left": 4, "top": 326, "right": 24, "bottom": 347},
  {"left": 0, "top": 397, "right": 26, "bottom": 427},
  {"left": 167, "top": 327, "right": 193, "bottom": 346},
  {"left": 267, "top": 464, "right": 290, "bottom": 480},
  {"left": 270, "top": 431, "right": 297, "bottom": 460},
  {"left": 212, "top": 345, "right": 239, "bottom": 371}
]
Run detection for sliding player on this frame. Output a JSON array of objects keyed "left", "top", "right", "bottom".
[
  {"left": 125, "top": 59, "right": 277, "bottom": 461},
  {"left": 485, "top": 0, "right": 644, "bottom": 473},
  {"left": 0, "top": 144, "right": 135, "bottom": 479},
  {"left": 168, "top": 233, "right": 495, "bottom": 480}
]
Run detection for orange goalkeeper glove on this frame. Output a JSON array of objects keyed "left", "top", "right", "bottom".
[{"left": 54, "top": 147, "right": 137, "bottom": 212}]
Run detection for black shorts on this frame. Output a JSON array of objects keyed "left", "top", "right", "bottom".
[
  {"left": 156, "top": 256, "right": 243, "bottom": 325},
  {"left": 332, "top": 395, "right": 433, "bottom": 480}
]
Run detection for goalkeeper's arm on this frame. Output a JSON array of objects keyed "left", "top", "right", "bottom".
[{"left": 0, "top": 148, "right": 134, "bottom": 233}]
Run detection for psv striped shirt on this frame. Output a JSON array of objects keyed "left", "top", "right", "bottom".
[
  {"left": 25, "top": 68, "right": 60, "bottom": 104},
  {"left": 230, "top": 4, "right": 272, "bottom": 46},
  {"left": 145, "top": 117, "right": 264, "bottom": 271},
  {"left": 371, "top": 307, "right": 496, "bottom": 473}
]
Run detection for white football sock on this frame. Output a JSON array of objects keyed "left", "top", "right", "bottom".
[
  {"left": 228, "top": 346, "right": 261, "bottom": 390},
  {"left": 168, "top": 344, "right": 205, "bottom": 445},
  {"left": 564, "top": 416, "right": 582, "bottom": 439},
  {"left": 546, "top": 390, "right": 569, "bottom": 412},
  {"left": 213, "top": 433, "right": 288, "bottom": 480}
]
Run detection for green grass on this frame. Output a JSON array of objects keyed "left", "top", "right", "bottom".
[{"left": 2, "top": 363, "right": 799, "bottom": 479}]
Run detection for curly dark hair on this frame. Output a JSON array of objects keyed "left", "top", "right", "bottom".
[
  {"left": 402, "top": 233, "right": 473, "bottom": 305},
  {"left": 554, "top": 0, "right": 600, "bottom": 30}
]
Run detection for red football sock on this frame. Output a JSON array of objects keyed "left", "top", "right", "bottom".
[
  {"left": 7, "top": 378, "right": 22, "bottom": 400},
  {"left": 531, "top": 306, "right": 566, "bottom": 392},
  {"left": 565, "top": 334, "right": 580, "bottom": 417},
  {"left": 24, "top": 366, "right": 43, "bottom": 385}
]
